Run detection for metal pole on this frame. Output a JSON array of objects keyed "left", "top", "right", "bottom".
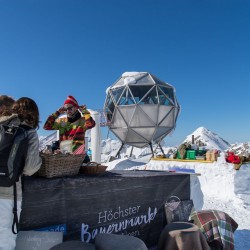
[
  {"left": 149, "top": 143, "right": 154, "bottom": 158},
  {"left": 115, "top": 143, "right": 124, "bottom": 158},
  {"left": 158, "top": 143, "right": 165, "bottom": 155},
  {"left": 129, "top": 146, "right": 134, "bottom": 157}
]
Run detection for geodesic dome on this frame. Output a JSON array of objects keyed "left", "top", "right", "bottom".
[{"left": 104, "top": 72, "right": 180, "bottom": 148}]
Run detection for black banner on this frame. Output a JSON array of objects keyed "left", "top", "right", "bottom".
[{"left": 20, "top": 170, "right": 190, "bottom": 248}]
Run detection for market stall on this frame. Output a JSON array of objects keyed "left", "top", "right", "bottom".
[{"left": 19, "top": 170, "right": 191, "bottom": 248}]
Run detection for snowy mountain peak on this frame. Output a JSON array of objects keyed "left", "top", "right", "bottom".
[{"left": 183, "top": 126, "right": 231, "bottom": 151}]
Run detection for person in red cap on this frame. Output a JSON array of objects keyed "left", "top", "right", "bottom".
[{"left": 43, "top": 95, "right": 96, "bottom": 161}]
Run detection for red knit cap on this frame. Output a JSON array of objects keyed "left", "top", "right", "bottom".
[{"left": 64, "top": 95, "right": 79, "bottom": 107}]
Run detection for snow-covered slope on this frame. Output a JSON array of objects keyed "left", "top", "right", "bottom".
[
  {"left": 183, "top": 126, "right": 231, "bottom": 151},
  {"left": 227, "top": 142, "right": 250, "bottom": 157}
]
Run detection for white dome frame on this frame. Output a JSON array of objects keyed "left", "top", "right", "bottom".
[{"left": 104, "top": 72, "right": 180, "bottom": 149}]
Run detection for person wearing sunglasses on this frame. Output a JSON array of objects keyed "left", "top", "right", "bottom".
[{"left": 43, "top": 95, "right": 96, "bottom": 160}]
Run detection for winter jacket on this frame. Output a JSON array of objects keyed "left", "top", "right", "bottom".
[
  {"left": 0, "top": 115, "right": 42, "bottom": 200},
  {"left": 43, "top": 109, "right": 96, "bottom": 153}
]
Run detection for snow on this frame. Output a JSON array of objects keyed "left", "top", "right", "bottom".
[
  {"left": 122, "top": 72, "right": 141, "bottom": 77},
  {"left": 124, "top": 76, "right": 137, "bottom": 85},
  {"left": 183, "top": 126, "right": 231, "bottom": 151}
]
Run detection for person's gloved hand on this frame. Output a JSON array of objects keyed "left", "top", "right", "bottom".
[
  {"left": 79, "top": 105, "right": 87, "bottom": 114},
  {"left": 79, "top": 105, "right": 90, "bottom": 119},
  {"left": 57, "top": 106, "right": 66, "bottom": 115},
  {"left": 52, "top": 106, "right": 65, "bottom": 117}
]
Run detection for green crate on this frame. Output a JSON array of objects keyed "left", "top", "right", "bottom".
[
  {"left": 186, "top": 150, "right": 196, "bottom": 160},
  {"left": 196, "top": 150, "right": 206, "bottom": 156}
]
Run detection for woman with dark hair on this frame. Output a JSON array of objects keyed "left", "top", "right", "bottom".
[
  {"left": 1, "top": 97, "right": 42, "bottom": 175},
  {"left": 0, "top": 96, "right": 42, "bottom": 250},
  {"left": 12, "top": 97, "right": 40, "bottom": 128}
]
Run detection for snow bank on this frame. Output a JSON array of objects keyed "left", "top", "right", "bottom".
[{"left": 145, "top": 159, "right": 250, "bottom": 210}]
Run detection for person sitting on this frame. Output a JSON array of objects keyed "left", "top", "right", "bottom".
[{"left": 43, "top": 95, "right": 96, "bottom": 162}]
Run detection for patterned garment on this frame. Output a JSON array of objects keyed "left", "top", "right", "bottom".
[
  {"left": 43, "top": 110, "right": 95, "bottom": 154},
  {"left": 72, "top": 144, "right": 85, "bottom": 155},
  {"left": 190, "top": 210, "right": 238, "bottom": 250}
]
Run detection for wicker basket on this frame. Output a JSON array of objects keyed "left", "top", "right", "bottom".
[
  {"left": 79, "top": 162, "right": 107, "bottom": 174},
  {"left": 36, "top": 153, "right": 84, "bottom": 178}
]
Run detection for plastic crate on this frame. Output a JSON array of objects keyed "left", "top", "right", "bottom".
[
  {"left": 186, "top": 150, "right": 196, "bottom": 160},
  {"left": 196, "top": 149, "right": 206, "bottom": 156}
]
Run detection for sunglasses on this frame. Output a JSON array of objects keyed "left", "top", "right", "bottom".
[{"left": 65, "top": 106, "right": 74, "bottom": 111}]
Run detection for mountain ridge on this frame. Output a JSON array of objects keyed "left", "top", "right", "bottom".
[{"left": 39, "top": 127, "right": 250, "bottom": 160}]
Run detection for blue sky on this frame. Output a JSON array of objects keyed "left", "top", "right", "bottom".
[{"left": 0, "top": 0, "right": 249, "bottom": 146}]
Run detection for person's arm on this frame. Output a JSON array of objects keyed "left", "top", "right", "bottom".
[
  {"left": 22, "top": 130, "right": 42, "bottom": 176},
  {"left": 43, "top": 107, "right": 65, "bottom": 130},
  {"left": 79, "top": 106, "right": 96, "bottom": 129}
]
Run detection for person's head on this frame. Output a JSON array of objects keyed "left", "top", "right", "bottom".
[
  {"left": 63, "top": 95, "right": 79, "bottom": 118},
  {"left": 0, "top": 95, "right": 15, "bottom": 115},
  {"left": 12, "top": 97, "right": 40, "bottom": 129}
]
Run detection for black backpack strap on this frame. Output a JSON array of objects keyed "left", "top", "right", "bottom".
[{"left": 12, "top": 182, "right": 19, "bottom": 234}]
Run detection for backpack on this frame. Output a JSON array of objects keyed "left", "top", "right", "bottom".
[{"left": 0, "top": 123, "right": 30, "bottom": 234}]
